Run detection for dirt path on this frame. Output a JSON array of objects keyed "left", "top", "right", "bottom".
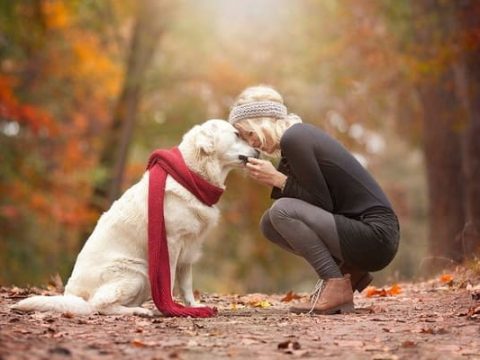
[{"left": 1, "top": 271, "right": 480, "bottom": 360}]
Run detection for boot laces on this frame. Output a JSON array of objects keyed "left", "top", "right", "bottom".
[{"left": 308, "top": 279, "right": 326, "bottom": 315}]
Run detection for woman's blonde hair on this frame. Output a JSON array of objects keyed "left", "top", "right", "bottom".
[{"left": 232, "top": 85, "right": 302, "bottom": 156}]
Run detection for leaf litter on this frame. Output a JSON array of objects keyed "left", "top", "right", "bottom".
[{"left": 1, "top": 267, "right": 480, "bottom": 359}]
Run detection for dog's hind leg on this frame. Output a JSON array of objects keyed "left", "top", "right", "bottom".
[{"left": 89, "top": 277, "right": 152, "bottom": 316}]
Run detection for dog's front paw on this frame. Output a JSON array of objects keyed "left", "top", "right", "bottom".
[
  {"left": 184, "top": 300, "right": 200, "bottom": 307},
  {"left": 133, "top": 307, "right": 155, "bottom": 317}
]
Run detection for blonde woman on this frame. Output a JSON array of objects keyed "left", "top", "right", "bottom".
[{"left": 229, "top": 85, "right": 400, "bottom": 314}]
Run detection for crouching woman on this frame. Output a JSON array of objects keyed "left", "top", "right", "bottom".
[{"left": 229, "top": 85, "right": 400, "bottom": 314}]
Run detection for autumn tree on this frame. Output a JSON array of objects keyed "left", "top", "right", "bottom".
[
  {"left": 92, "top": 0, "right": 174, "bottom": 211},
  {"left": 3, "top": 0, "right": 477, "bottom": 290},
  {"left": 410, "top": 1, "right": 466, "bottom": 262},
  {"left": 381, "top": 0, "right": 480, "bottom": 263},
  {"left": 453, "top": 0, "right": 480, "bottom": 258},
  {"left": 0, "top": 0, "right": 123, "bottom": 284}
]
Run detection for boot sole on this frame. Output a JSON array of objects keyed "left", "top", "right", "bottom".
[{"left": 290, "top": 302, "right": 354, "bottom": 315}]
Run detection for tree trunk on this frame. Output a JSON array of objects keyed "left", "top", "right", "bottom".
[
  {"left": 92, "top": 0, "right": 170, "bottom": 211},
  {"left": 454, "top": 0, "right": 480, "bottom": 257},
  {"left": 417, "top": 73, "right": 466, "bottom": 262},
  {"left": 412, "top": 0, "right": 466, "bottom": 263}
]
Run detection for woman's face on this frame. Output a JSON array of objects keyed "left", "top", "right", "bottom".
[{"left": 235, "top": 123, "right": 278, "bottom": 154}]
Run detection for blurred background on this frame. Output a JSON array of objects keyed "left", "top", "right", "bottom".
[{"left": 1, "top": 0, "right": 479, "bottom": 293}]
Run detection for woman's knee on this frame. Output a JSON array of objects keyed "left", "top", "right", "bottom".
[
  {"left": 260, "top": 209, "right": 298, "bottom": 254},
  {"left": 268, "top": 198, "right": 293, "bottom": 225},
  {"left": 259, "top": 210, "right": 271, "bottom": 236},
  {"left": 259, "top": 210, "right": 277, "bottom": 241}
]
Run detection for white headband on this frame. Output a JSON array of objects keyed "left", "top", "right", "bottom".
[{"left": 228, "top": 101, "right": 287, "bottom": 124}]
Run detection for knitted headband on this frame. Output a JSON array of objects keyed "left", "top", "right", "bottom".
[{"left": 228, "top": 101, "right": 288, "bottom": 124}]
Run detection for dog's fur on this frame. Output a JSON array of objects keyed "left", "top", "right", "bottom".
[{"left": 12, "top": 119, "right": 257, "bottom": 316}]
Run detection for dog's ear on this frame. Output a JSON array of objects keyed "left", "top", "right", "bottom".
[{"left": 196, "top": 128, "right": 215, "bottom": 155}]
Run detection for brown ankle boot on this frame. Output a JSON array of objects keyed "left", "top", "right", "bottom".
[
  {"left": 340, "top": 264, "right": 373, "bottom": 293},
  {"left": 290, "top": 275, "right": 354, "bottom": 315}
]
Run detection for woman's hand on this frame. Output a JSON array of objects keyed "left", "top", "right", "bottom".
[{"left": 246, "top": 158, "right": 287, "bottom": 189}]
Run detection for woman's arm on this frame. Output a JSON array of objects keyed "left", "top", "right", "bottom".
[
  {"left": 246, "top": 158, "right": 287, "bottom": 188},
  {"left": 279, "top": 124, "right": 334, "bottom": 211},
  {"left": 246, "top": 156, "right": 333, "bottom": 211}
]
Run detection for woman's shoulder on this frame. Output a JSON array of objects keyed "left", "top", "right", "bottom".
[{"left": 281, "top": 123, "right": 328, "bottom": 148}]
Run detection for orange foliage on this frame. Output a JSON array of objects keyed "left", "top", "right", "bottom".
[
  {"left": 365, "top": 284, "right": 402, "bottom": 298},
  {"left": 41, "top": 0, "right": 71, "bottom": 30},
  {"left": 0, "top": 76, "right": 59, "bottom": 135},
  {"left": 281, "top": 291, "right": 303, "bottom": 303},
  {"left": 70, "top": 32, "right": 122, "bottom": 97},
  {"left": 0, "top": 1, "right": 124, "bottom": 234},
  {"left": 439, "top": 274, "right": 454, "bottom": 284}
]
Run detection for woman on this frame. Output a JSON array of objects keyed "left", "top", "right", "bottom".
[{"left": 229, "top": 85, "right": 400, "bottom": 315}]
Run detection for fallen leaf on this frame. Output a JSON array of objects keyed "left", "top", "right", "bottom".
[
  {"left": 465, "top": 304, "right": 480, "bottom": 319},
  {"left": 388, "top": 284, "right": 402, "bottom": 296},
  {"left": 169, "top": 351, "right": 180, "bottom": 358},
  {"left": 230, "top": 302, "right": 245, "bottom": 310},
  {"left": 48, "top": 347, "right": 71, "bottom": 356},
  {"left": 278, "top": 340, "right": 301, "bottom": 350},
  {"left": 47, "top": 273, "right": 64, "bottom": 293},
  {"left": 420, "top": 327, "right": 448, "bottom": 335},
  {"left": 7, "top": 287, "right": 30, "bottom": 299},
  {"left": 281, "top": 291, "right": 302, "bottom": 302},
  {"left": 401, "top": 340, "right": 416, "bottom": 348},
  {"left": 131, "top": 339, "right": 146, "bottom": 348},
  {"left": 62, "top": 312, "right": 74, "bottom": 319},
  {"left": 439, "top": 274, "right": 454, "bottom": 286},
  {"left": 53, "top": 331, "right": 68, "bottom": 338},
  {"left": 249, "top": 300, "right": 272, "bottom": 308},
  {"left": 366, "top": 287, "right": 387, "bottom": 298},
  {"left": 365, "top": 284, "right": 401, "bottom": 298},
  {"left": 363, "top": 345, "right": 385, "bottom": 352},
  {"left": 356, "top": 305, "right": 386, "bottom": 314}
]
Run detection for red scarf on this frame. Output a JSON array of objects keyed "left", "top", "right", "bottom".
[{"left": 146, "top": 147, "right": 223, "bottom": 317}]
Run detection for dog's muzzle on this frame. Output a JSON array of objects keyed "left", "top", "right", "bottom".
[{"left": 238, "top": 150, "right": 260, "bottom": 164}]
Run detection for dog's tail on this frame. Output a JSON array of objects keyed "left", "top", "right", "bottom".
[{"left": 11, "top": 295, "right": 93, "bottom": 315}]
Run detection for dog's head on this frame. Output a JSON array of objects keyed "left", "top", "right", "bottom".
[{"left": 180, "top": 119, "right": 259, "bottom": 170}]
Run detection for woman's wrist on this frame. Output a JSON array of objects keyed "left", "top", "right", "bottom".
[{"left": 274, "top": 173, "right": 288, "bottom": 191}]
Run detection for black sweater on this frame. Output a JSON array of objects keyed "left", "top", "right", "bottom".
[{"left": 271, "top": 123, "right": 399, "bottom": 270}]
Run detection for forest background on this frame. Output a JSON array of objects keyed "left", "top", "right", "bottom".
[{"left": 1, "top": 0, "right": 479, "bottom": 294}]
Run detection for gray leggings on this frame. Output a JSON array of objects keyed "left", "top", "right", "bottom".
[{"left": 260, "top": 198, "right": 343, "bottom": 279}]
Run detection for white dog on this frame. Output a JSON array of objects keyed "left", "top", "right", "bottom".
[{"left": 12, "top": 119, "right": 257, "bottom": 316}]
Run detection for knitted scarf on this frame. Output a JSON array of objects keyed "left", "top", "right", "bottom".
[{"left": 146, "top": 147, "right": 223, "bottom": 317}]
